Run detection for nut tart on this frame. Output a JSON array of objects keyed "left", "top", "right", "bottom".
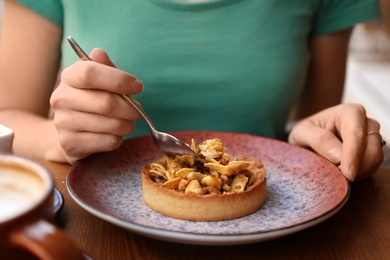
[{"left": 142, "top": 138, "right": 267, "bottom": 221}]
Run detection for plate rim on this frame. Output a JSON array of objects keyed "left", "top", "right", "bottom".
[{"left": 66, "top": 181, "right": 350, "bottom": 245}]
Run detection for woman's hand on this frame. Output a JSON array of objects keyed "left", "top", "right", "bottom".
[
  {"left": 288, "top": 103, "right": 385, "bottom": 182},
  {"left": 50, "top": 48, "right": 144, "bottom": 164}
]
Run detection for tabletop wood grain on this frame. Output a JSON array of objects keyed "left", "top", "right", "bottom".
[{"left": 42, "top": 161, "right": 390, "bottom": 260}]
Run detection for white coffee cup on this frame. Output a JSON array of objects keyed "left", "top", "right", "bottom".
[
  {"left": 0, "top": 124, "right": 14, "bottom": 154},
  {"left": 0, "top": 154, "right": 85, "bottom": 259}
]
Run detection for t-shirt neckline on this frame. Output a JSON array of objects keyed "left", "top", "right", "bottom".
[{"left": 149, "top": 0, "right": 243, "bottom": 10}]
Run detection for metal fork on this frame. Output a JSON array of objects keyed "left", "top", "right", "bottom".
[{"left": 67, "top": 36, "right": 198, "bottom": 159}]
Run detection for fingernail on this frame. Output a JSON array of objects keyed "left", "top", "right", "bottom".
[
  {"left": 132, "top": 80, "right": 144, "bottom": 93},
  {"left": 329, "top": 147, "right": 342, "bottom": 163}
]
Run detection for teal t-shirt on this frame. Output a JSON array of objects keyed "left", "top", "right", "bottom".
[{"left": 18, "top": 0, "right": 379, "bottom": 139}]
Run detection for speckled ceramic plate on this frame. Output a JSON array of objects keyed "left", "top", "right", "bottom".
[
  {"left": 53, "top": 187, "right": 64, "bottom": 215},
  {"left": 67, "top": 131, "right": 350, "bottom": 246}
]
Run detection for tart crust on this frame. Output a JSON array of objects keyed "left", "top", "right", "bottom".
[{"left": 142, "top": 158, "right": 266, "bottom": 221}]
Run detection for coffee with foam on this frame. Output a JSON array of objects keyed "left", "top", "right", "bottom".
[
  {"left": 0, "top": 159, "right": 49, "bottom": 222},
  {"left": 0, "top": 155, "right": 84, "bottom": 259}
]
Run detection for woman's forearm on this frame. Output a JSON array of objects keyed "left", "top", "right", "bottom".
[
  {"left": 0, "top": 109, "right": 67, "bottom": 163},
  {"left": 294, "top": 28, "right": 352, "bottom": 120}
]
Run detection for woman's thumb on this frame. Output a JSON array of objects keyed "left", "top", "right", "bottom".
[{"left": 89, "top": 48, "right": 116, "bottom": 67}]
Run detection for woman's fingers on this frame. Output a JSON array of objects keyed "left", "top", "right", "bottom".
[
  {"left": 354, "top": 119, "right": 384, "bottom": 181},
  {"left": 62, "top": 48, "right": 143, "bottom": 96},
  {"left": 61, "top": 60, "right": 143, "bottom": 95},
  {"left": 50, "top": 48, "right": 144, "bottom": 164},
  {"left": 335, "top": 104, "right": 367, "bottom": 181},
  {"left": 289, "top": 120, "right": 343, "bottom": 164},
  {"left": 52, "top": 48, "right": 143, "bottom": 121},
  {"left": 51, "top": 86, "right": 142, "bottom": 121},
  {"left": 53, "top": 110, "right": 136, "bottom": 136},
  {"left": 89, "top": 48, "right": 116, "bottom": 67},
  {"left": 289, "top": 103, "right": 385, "bottom": 182},
  {"left": 60, "top": 131, "right": 124, "bottom": 165}
]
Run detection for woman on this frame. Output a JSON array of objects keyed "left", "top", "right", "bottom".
[{"left": 0, "top": 0, "right": 385, "bottom": 181}]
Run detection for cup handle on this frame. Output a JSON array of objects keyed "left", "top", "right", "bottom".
[{"left": 10, "top": 219, "right": 86, "bottom": 260}]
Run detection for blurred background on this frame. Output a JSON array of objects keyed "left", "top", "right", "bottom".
[
  {"left": 343, "top": 0, "right": 390, "bottom": 166},
  {"left": 0, "top": 0, "right": 388, "bottom": 164}
]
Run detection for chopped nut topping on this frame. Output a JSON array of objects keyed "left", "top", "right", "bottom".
[{"left": 146, "top": 138, "right": 263, "bottom": 195}]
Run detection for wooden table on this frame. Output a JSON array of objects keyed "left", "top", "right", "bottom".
[{"left": 43, "top": 161, "right": 390, "bottom": 260}]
